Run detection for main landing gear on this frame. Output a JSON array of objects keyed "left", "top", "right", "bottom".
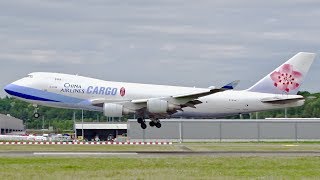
[
  {"left": 137, "top": 118, "right": 162, "bottom": 129},
  {"left": 149, "top": 119, "right": 161, "bottom": 128},
  {"left": 137, "top": 118, "right": 147, "bottom": 129}
]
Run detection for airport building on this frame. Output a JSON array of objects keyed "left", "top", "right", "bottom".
[
  {"left": 75, "top": 122, "right": 127, "bottom": 141},
  {"left": 0, "top": 114, "right": 24, "bottom": 134}
]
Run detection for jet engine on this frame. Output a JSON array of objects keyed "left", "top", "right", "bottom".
[
  {"left": 103, "top": 103, "right": 132, "bottom": 117},
  {"left": 147, "top": 98, "right": 179, "bottom": 113}
]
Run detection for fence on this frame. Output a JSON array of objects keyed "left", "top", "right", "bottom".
[{"left": 128, "top": 119, "right": 320, "bottom": 142}]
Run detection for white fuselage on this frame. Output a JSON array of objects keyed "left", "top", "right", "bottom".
[{"left": 4, "top": 72, "right": 304, "bottom": 118}]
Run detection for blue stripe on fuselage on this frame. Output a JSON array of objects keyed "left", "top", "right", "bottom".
[
  {"left": 5, "top": 89, "right": 60, "bottom": 102},
  {"left": 4, "top": 84, "right": 84, "bottom": 104}
]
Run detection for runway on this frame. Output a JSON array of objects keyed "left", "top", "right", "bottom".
[{"left": 1, "top": 151, "right": 320, "bottom": 157}]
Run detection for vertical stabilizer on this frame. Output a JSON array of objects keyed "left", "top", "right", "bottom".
[{"left": 247, "top": 52, "right": 316, "bottom": 94}]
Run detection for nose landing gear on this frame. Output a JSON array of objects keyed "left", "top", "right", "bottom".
[
  {"left": 33, "top": 104, "right": 40, "bottom": 118},
  {"left": 34, "top": 112, "right": 40, "bottom": 118}
]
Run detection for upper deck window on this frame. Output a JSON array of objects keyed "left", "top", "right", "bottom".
[{"left": 27, "top": 75, "right": 33, "bottom": 78}]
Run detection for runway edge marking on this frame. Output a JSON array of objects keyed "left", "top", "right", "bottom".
[{"left": 0, "top": 141, "right": 173, "bottom": 145}]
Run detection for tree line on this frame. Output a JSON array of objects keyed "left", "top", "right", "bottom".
[{"left": 0, "top": 91, "right": 319, "bottom": 130}]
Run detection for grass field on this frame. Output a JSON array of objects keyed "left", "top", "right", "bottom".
[
  {"left": 1, "top": 156, "right": 320, "bottom": 179},
  {"left": 1, "top": 142, "right": 320, "bottom": 179}
]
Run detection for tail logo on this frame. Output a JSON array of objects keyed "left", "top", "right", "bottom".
[{"left": 270, "top": 64, "right": 302, "bottom": 93}]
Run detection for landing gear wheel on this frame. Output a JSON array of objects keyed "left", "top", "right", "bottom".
[
  {"left": 141, "top": 123, "right": 147, "bottom": 129},
  {"left": 149, "top": 121, "right": 155, "bottom": 127},
  {"left": 137, "top": 118, "right": 143, "bottom": 124},
  {"left": 155, "top": 122, "right": 161, "bottom": 128},
  {"left": 34, "top": 113, "right": 40, "bottom": 118},
  {"left": 33, "top": 104, "right": 40, "bottom": 118}
]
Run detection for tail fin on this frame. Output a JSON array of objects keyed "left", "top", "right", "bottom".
[{"left": 247, "top": 52, "right": 316, "bottom": 95}]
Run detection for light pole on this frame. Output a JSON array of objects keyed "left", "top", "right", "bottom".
[
  {"left": 285, "top": 108, "right": 287, "bottom": 118},
  {"left": 81, "top": 110, "right": 84, "bottom": 141},
  {"left": 42, "top": 116, "right": 45, "bottom": 129},
  {"left": 73, "top": 111, "right": 77, "bottom": 141}
]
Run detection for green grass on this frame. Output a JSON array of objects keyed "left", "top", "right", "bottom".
[
  {"left": 1, "top": 143, "right": 320, "bottom": 179},
  {"left": 0, "top": 156, "right": 320, "bottom": 179}
]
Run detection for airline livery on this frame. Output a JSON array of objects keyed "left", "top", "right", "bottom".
[{"left": 4, "top": 52, "right": 316, "bottom": 129}]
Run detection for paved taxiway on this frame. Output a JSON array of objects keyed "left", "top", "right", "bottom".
[{"left": 1, "top": 151, "right": 320, "bottom": 157}]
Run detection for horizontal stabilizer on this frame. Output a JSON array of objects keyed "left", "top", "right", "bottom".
[{"left": 261, "top": 96, "right": 304, "bottom": 104}]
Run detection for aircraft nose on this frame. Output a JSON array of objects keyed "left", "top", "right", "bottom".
[{"left": 4, "top": 84, "right": 15, "bottom": 95}]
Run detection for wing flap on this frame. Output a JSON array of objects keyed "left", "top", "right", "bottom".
[
  {"left": 173, "top": 88, "right": 223, "bottom": 100},
  {"left": 171, "top": 80, "right": 239, "bottom": 105}
]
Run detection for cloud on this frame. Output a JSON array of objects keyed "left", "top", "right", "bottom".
[
  {"left": 265, "top": 18, "right": 279, "bottom": 24},
  {"left": 262, "top": 32, "right": 294, "bottom": 40},
  {"left": 160, "top": 44, "right": 177, "bottom": 52},
  {"left": 0, "top": 50, "right": 115, "bottom": 65},
  {"left": 132, "top": 25, "right": 219, "bottom": 36},
  {"left": 0, "top": 0, "right": 320, "bottom": 97}
]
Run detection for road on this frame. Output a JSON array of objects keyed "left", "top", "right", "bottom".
[{"left": 1, "top": 151, "right": 320, "bottom": 157}]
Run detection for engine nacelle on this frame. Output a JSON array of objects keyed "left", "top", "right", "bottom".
[
  {"left": 147, "top": 99, "right": 178, "bottom": 113},
  {"left": 103, "top": 103, "right": 132, "bottom": 117}
]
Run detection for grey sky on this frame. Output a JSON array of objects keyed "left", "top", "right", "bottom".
[{"left": 1, "top": 0, "right": 320, "bottom": 97}]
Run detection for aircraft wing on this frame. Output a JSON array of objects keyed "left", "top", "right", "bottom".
[
  {"left": 131, "top": 88, "right": 221, "bottom": 104},
  {"left": 90, "top": 80, "right": 239, "bottom": 115},
  {"left": 131, "top": 80, "right": 240, "bottom": 104},
  {"left": 89, "top": 99, "right": 130, "bottom": 107},
  {"left": 169, "top": 80, "right": 240, "bottom": 109},
  {"left": 124, "top": 87, "right": 226, "bottom": 118}
]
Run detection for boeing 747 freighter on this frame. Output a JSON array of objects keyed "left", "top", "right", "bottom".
[{"left": 4, "top": 52, "right": 316, "bottom": 129}]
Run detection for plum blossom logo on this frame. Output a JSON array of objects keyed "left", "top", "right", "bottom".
[
  {"left": 120, "top": 87, "right": 126, "bottom": 97},
  {"left": 270, "top": 64, "right": 302, "bottom": 93}
]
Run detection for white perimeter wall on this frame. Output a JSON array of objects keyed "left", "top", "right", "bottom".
[{"left": 128, "top": 119, "right": 320, "bottom": 142}]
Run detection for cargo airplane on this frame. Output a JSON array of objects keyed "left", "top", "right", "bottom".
[{"left": 4, "top": 52, "right": 316, "bottom": 129}]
